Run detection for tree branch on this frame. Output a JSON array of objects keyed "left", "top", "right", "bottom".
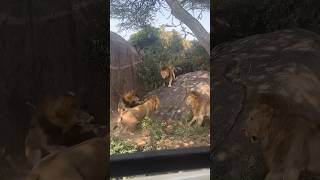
[{"left": 165, "top": 0, "right": 210, "bottom": 54}]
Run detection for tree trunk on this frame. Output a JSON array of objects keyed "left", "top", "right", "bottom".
[{"left": 165, "top": 0, "right": 210, "bottom": 55}]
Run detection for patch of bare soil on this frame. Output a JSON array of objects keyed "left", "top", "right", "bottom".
[{"left": 112, "top": 119, "right": 209, "bottom": 151}]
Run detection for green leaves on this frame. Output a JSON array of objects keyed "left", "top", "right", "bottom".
[
  {"left": 111, "top": 0, "right": 160, "bottom": 30},
  {"left": 130, "top": 26, "right": 209, "bottom": 91},
  {"left": 110, "top": 138, "right": 138, "bottom": 155}
]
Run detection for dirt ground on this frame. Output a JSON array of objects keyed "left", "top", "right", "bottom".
[{"left": 111, "top": 71, "right": 210, "bottom": 153}]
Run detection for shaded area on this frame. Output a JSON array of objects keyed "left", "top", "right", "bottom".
[
  {"left": 0, "top": 1, "right": 106, "bottom": 179},
  {"left": 212, "top": 28, "right": 320, "bottom": 179}
]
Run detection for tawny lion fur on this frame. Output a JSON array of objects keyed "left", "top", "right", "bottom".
[
  {"left": 160, "top": 66, "right": 176, "bottom": 87},
  {"left": 118, "top": 95, "right": 160, "bottom": 133},
  {"left": 185, "top": 90, "right": 210, "bottom": 126},
  {"left": 25, "top": 137, "right": 108, "bottom": 180},
  {"left": 243, "top": 93, "right": 320, "bottom": 180},
  {"left": 25, "top": 95, "right": 95, "bottom": 166},
  {"left": 32, "top": 95, "right": 85, "bottom": 131}
]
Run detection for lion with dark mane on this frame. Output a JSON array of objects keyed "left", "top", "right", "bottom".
[
  {"left": 243, "top": 93, "right": 320, "bottom": 180},
  {"left": 117, "top": 90, "right": 142, "bottom": 114},
  {"left": 160, "top": 65, "right": 176, "bottom": 87},
  {"left": 25, "top": 93, "right": 98, "bottom": 167}
]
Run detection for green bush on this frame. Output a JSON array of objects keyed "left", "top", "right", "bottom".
[
  {"left": 136, "top": 50, "right": 163, "bottom": 91},
  {"left": 110, "top": 138, "right": 138, "bottom": 155},
  {"left": 130, "top": 26, "right": 209, "bottom": 91},
  {"left": 140, "top": 117, "right": 163, "bottom": 142}
]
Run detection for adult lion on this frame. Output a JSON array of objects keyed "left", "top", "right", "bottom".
[
  {"left": 25, "top": 137, "right": 108, "bottom": 180},
  {"left": 185, "top": 90, "right": 210, "bottom": 126},
  {"left": 118, "top": 95, "right": 160, "bottom": 133},
  {"left": 160, "top": 65, "right": 176, "bottom": 87},
  {"left": 243, "top": 93, "right": 320, "bottom": 180},
  {"left": 25, "top": 94, "right": 98, "bottom": 166}
]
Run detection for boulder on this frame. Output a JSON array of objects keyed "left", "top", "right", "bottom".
[
  {"left": 212, "top": 28, "right": 320, "bottom": 179},
  {"left": 147, "top": 71, "right": 210, "bottom": 122},
  {"left": 110, "top": 32, "right": 144, "bottom": 120}
]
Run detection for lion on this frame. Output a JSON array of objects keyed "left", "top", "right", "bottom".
[
  {"left": 117, "top": 90, "right": 142, "bottom": 114},
  {"left": 25, "top": 94, "right": 98, "bottom": 166},
  {"left": 25, "top": 137, "right": 108, "bottom": 180},
  {"left": 32, "top": 95, "right": 90, "bottom": 132},
  {"left": 185, "top": 90, "right": 210, "bottom": 126},
  {"left": 118, "top": 95, "right": 160, "bottom": 133},
  {"left": 243, "top": 93, "right": 320, "bottom": 180},
  {"left": 160, "top": 66, "right": 176, "bottom": 87}
]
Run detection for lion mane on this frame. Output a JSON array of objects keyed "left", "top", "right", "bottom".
[
  {"left": 244, "top": 93, "right": 320, "bottom": 180},
  {"left": 185, "top": 90, "right": 210, "bottom": 126}
]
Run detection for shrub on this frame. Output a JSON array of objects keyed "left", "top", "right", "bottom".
[
  {"left": 110, "top": 138, "right": 138, "bottom": 155},
  {"left": 130, "top": 26, "right": 209, "bottom": 91}
]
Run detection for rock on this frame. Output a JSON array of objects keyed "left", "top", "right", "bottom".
[
  {"left": 212, "top": 28, "right": 320, "bottom": 179},
  {"left": 110, "top": 32, "right": 144, "bottom": 121},
  {"left": 146, "top": 71, "right": 210, "bottom": 122}
]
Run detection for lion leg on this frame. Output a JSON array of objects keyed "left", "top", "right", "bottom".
[
  {"left": 168, "top": 77, "right": 172, "bottom": 87},
  {"left": 197, "top": 116, "right": 204, "bottom": 126},
  {"left": 117, "top": 117, "right": 123, "bottom": 130},
  {"left": 120, "top": 126, "right": 127, "bottom": 134},
  {"left": 189, "top": 117, "right": 197, "bottom": 126}
]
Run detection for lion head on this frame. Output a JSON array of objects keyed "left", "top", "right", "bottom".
[
  {"left": 244, "top": 103, "right": 275, "bottom": 143},
  {"left": 121, "top": 90, "right": 141, "bottom": 107},
  {"left": 32, "top": 95, "right": 95, "bottom": 132},
  {"left": 117, "top": 90, "right": 141, "bottom": 114},
  {"left": 185, "top": 90, "right": 199, "bottom": 106},
  {"left": 160, "top": 67, "right": 170, "bottom": 79}
]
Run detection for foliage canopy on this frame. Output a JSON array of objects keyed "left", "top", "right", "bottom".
[
  {"left": 111, "top": 0, "right": 209, "bottom": 30},
  {"left": 129, "top": 26, "right": 209, "bottom": 91}
]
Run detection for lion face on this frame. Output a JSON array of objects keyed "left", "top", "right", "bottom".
[
  {"left": 185, "top": 91, "right": 196, "bottom": 106},
  {"left": 160, "top": 66, "right": 172, "bottom": 79},
  {"left": 121, "top": 90, "right": 141, "bottom": 108},
  {"left": 244, "top": 104, "right": 274, "bottom": 143},
  {"left": 160, "top": 70, "right": 169, "bottom": 79}
]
